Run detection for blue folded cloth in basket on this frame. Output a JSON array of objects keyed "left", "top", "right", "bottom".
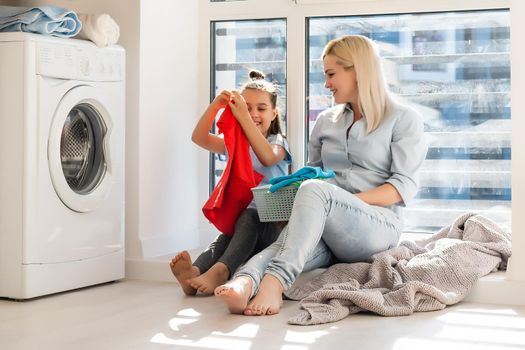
[
  {"left": 269, "top": 166, "right": 335, "bottom": 193},
  {"left": 0, "top": 5, "right": 81, "bottom": 37}
]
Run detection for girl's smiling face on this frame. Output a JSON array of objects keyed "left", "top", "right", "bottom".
[{"left": 242, "top": 89, "right": 277, "bottom": 137}]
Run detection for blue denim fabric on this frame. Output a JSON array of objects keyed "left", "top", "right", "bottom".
[{"left": 234, "top": 179, "right": 402, "bottom": 296}]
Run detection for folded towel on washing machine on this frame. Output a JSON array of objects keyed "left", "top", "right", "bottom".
[
  {"left": 0, "top": 5, "right": 81, "bottom": 37},
  {"left": 76, "top": 13, "right": 119, "bottom": 47}
]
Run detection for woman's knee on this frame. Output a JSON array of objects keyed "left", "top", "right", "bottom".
[
  {"left": 295, "top": 179, "right": 334, "bottom": 202},
  {"left": 295, "top": 179, "right": 360, "bottom": 208}
]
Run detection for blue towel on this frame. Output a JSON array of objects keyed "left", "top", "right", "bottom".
[
  {"left": 0, "top": 5, "right": 81, "bottom": 37},
  {"left": 269, "top": 166, "right": 335, "bottom": 192}
]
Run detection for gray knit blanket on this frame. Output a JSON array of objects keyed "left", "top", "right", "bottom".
[{"left": 284, "top": 213, "right": 512, "bottom": 325}]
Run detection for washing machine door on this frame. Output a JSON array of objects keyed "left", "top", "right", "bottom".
[{"left": 48, "top": 85, "right": 114, "bottom": 212}]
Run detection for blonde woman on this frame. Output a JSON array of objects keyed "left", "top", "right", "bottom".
[{"left": 215, "top": 35, "right": 427, "bottom": 316}]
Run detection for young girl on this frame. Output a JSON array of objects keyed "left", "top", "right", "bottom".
[{"left": 170, "top": 70, "right": 292, "bottom": 296}]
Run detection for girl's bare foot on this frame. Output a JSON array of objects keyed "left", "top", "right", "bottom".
[
  {"left": 169, "top": 251, "right": 200, "bottom": 296},
  {"left": 189, "top": 262, "right": 230, "bottom": 295},
  {"left": 214, "top": 276, "right": 253, "bottom": 314},
  {"left": 244, "top": 274, "right": 283, "bottom": 316}
]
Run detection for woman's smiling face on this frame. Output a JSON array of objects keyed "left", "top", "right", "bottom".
[{"left": 323, "top": 54, "right": 358, "bottom": 105}]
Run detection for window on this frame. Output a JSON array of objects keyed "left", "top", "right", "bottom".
[
  {"left": 307, "top": 10, "right": 511, "bottom": 232},
  {"left": 210, "top": 19, "right": 287, "bottom": 187}
]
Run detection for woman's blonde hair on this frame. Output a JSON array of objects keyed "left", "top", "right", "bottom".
[{"left": 322, "top": 35, "right": 393, "bottom": 133}]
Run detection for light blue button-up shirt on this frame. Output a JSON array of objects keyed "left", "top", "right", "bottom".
[
  {"left": 307, "top": 102, "right": 427, "bottom": 213},
  {"left": 248, "top": 133, "right": 292, "bottom": 208},
  {"left": 251, "top": 133, "right": 292, "bottom": 186}
]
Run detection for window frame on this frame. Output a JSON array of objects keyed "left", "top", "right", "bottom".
[
  {"left": 197, "top": 0, "right": 525, "bottom": 285},
  {"left": 208, "top": 17, "right": 288, "bottom": 189},
  {"left": 199, "top": 0, "right": 511, "bottom": 170}
]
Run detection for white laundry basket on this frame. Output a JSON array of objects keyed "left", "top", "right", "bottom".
[{"left": 251, "top": 184, "right": 299, "bottom": 222}]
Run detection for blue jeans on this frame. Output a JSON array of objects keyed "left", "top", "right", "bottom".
[{"left": 234, "top": 179, "right": 402, "bottom": 297}]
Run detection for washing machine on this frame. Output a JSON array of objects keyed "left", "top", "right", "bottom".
[{"left": 0, "top": 32, "right": 125, "bottom": 299}]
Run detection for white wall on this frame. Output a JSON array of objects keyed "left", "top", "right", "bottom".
[
  {"left": 138, "top": 0, "right": 201, "bottom": 257},
  {"left": 1, "top": 0, "right": 203, "bottom": 260}
]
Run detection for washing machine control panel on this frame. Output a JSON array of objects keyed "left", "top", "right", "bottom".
[{"left": 36, "top": 40, "right": 124, "bottom": 82}]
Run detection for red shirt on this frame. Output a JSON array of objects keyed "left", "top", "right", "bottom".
[{"left": 202, "top": 105, "right": 263, "bottom": 236}]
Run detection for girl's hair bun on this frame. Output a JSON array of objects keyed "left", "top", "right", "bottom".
[{"left": 249, "top": 69, "right": 265, "bottom": 81}]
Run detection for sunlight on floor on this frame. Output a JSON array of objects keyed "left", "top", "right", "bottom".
[
  {"left": 435, "top": 325, "right": 524, "bottom": 346},
  {"left": 150, "top": 332, "right": 253, "bottom": 349},
  {"left": 393, "top": 338, "right": 519, "bottom": 350},
  {"left": 152, "top": 313, "right": 259, "bottom": 349},
  {"left": 149, "top": 300, "right": 525, "bottom": 350},
  {"left": 281, "top": 345, "right": 308, "bottom": 350},
  {"left": 150, "top": 307, "right": 338, "bottom": 349},
  {"left": 393, "top": 307, "right": 525, "bottom": 350},
  {"left": 168, "top": 317, "right": 198, "bottom": 331},
  {"left": 437, "top": 307, "right": 523, "bottom": 328},
  {"left": 212, "top": 323, "right": 259, "bottom": 338},
  {"left": 284, "top": 330, "right": 330, "bottom": 344},
  {"left": 177, "top": 308, "right": 202, "bottom": 317}
]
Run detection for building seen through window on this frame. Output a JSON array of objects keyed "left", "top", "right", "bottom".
[
  {"left": 308, "top": 10, "right": 510, "bottom": 232},
  {"left": 211, "top": 19, "right": 287, "bottom": 191}
]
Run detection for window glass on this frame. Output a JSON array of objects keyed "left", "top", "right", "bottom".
[
  {"left": 211, "top": 19, "right": 287, "bottom": 188},
  {"left": 307, "top": 10, "right": 510, "bottom": 232}
]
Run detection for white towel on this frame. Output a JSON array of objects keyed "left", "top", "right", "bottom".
[{"left": 76, "top": 13, "right": 119, "bottom": 47}]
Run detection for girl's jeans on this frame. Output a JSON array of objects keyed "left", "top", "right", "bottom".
[
  {"left": 234, "top": 179, "right": 402, "bottom": 297},
  {"left": 193, "top": 208, "right": 284, "bottom": 278}
]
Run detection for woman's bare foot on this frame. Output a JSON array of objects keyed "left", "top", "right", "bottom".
[
  {"left": 214, "top": 276, "right": 253, "bottom": 314},
  {"left": 189, "top": 262, "right": 230, "bottom": 295},
  {"left": 244, "top": 274, "right": 284, "bottom": 316},
  {"left": 169, "top": 251, "right": 200, "bottom": 296}
]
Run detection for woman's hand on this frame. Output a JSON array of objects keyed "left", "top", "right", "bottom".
[{"left": 228, "top": 90, "right": 251, "bottom": 123}]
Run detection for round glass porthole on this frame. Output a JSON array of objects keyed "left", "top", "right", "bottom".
[{"left": 60, "top": 103, "right": 107, "bottom": 194}]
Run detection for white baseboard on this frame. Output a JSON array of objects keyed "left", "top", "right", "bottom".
[
  {"left": 464, "top": 271, "right": 525, "bottom": 305},
  {"left": 125, "top": 247, "right": 205, "bottom": 282},
  {"left": 125, "top": 255, "right": 525, "bottom": 306},
  {"left": 125, "top": 257, "right": 175, "bottom": 282},
  {"left": 126, "top": 229, "right": 525, "bottom": 306}
]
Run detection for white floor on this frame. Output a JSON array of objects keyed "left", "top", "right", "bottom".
[{"left": 1, "top": 278, "right": 525, "bottom": 350}]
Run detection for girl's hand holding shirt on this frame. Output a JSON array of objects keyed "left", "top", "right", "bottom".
[
  {"left": 211, "top": 90, "right": 233, "bottom": 110},
  {"left": 228, "top": 90, "right": 251, "bottom": 124}
]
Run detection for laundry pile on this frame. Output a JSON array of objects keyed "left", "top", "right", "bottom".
[
  {"left": 0, "top": 5, "right": 119, "bottom": 47},
  {"left": 284, "top": 212, "right": 512, "bottom": 325}
]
